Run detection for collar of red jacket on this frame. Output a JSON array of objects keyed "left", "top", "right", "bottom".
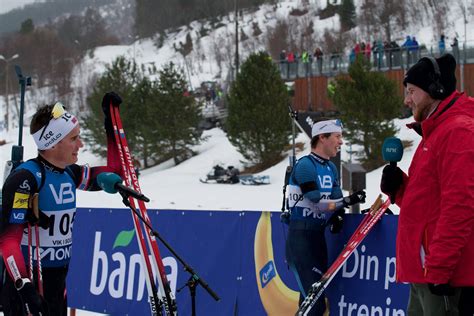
[
  {"left": 406, "top": 91, "right": 465, "bottom": 138},
  {"left": 422, "top": 91, "right": 467, "bottom": 137}
]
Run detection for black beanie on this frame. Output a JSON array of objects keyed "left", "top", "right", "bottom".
[{"left": 403, "top": 53, "right": 457, "bottom": 99}]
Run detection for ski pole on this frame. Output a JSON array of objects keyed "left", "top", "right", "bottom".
[{"left": 31, "top": 193, "right": 43, "bottom": 296}]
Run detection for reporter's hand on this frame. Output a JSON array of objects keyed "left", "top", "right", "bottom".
[
  {"left": 380, "top": 165, "right": 403, "bottom": 200},
  {"left": 343, "top": 190, "right": 366, "bottom": 206},
  {"left": 17, "top": 280, "right": 48, "bottom": 316},
  {"left": 428, "top": 283, "right": 456, "bottom": 296}
]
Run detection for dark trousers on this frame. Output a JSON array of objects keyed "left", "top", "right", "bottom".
[
  {"left": 459, "top": 287, "right": 474, "bottom": 316},
  {"left": 2, "top": 265, "right": 68, "bottom": 316},
  {"left": 286, "top": 222, "right": 328, "bottom": 316}
]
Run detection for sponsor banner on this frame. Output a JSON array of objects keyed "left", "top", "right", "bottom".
[{"left": 67, "top": 209, "right": 409, "bottom": 315}]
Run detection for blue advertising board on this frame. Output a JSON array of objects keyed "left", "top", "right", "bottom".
[{"left": 67, "top": 208, "right": 409, "bottom": 315}]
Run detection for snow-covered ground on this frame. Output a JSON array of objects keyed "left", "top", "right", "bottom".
[{"left": 1, "top": 116, "right": 419, "bottom": 213}]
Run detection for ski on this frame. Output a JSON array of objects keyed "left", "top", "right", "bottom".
[
  {"left": 296, "top": 195, "right": 391, "bottom": 316},
  {"left": 106, "top": 99, "right": 177, "bottom": 315}
]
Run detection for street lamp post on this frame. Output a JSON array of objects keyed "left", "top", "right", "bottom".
[
  {"left": 0, "top": 53, "right": 20, "bottom": 131},
  {"left": 234, "top": 0, "right": 239, "bottom": 78}
]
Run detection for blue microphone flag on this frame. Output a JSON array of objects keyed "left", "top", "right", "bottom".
[{"left": 382, "top": 137, "right": 403, "bottom": 162}]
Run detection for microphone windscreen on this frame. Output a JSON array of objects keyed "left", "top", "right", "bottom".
[
  {"left": 382, "top": 137, "right": 404, "bottom": 162},
  {"left": 97, "top": 172, "right": 122, "bottom": 194}
]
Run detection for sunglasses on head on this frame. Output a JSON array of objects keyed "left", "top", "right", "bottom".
[{"left": 38, "top": 102, "right": 66, "bottom": 140}]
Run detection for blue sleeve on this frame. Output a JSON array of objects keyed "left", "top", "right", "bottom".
[{"left": 293, "top": 158, "right": 321, "bottom": 203}]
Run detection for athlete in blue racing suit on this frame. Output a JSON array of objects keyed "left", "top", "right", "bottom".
[
  {"left": 0, "top": 97, "right": 122, "bottom": 316},
  {"left": 285, "top": 119, "right": 365, "bottom": 315}
]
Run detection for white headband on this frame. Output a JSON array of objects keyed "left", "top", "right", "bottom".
[
  {"left": 32, "top": 112, "right": 79, "bottom": 150},
  {"left": 311, "top": 119, "right": 343, "bottom": 137}
]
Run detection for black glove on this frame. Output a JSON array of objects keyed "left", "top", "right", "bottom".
[
  {"left": 101, "top": 91, "right": 122, "bottom": 108},
  {"left": 380, "top": 164, "right": 403, "bottom": 202},
  {"left": 17, "top": 279, "right": 47, "bottom": 316},
  {"left": 428, "top": 283, "right": 456, "bottom": 296},
  {"left": 102, "top": 92, "right": 122, "bottom": 137},
  {"left": 343, "top": 190, "right": 366, "bottom": 206},
  {"left": 26, "top": 211, "right": 50, "bottom": 230},
  {"left": 328, "top": 209, "right": 345, "bottom": 234}
]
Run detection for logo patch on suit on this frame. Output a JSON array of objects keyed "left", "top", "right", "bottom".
[
  {"left": 10, "top": 209, "right": 27, "bottom": 223},
  {"left": 13, "top": 192, "right": 29, "bottom": 209}
]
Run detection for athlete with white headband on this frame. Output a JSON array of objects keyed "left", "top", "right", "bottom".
[
  {"left": 32, "top": 102, "right": 79, "bottom": 151},
  {"left": 0, "top": 95, "right": 123, "bottom": 316},
  {"left": 284, "top": 118, "right": 366, "bottom": 316}
]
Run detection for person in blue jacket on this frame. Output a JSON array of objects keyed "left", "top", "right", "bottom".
[{"left": 285, "top": 119, "right": 366, "bottom": 315}]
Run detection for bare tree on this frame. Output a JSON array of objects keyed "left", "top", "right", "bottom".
[
  {"left": 265, "top": 19, "right": 289, "bottom": 59},
  {"left": 358, "top": 0, "right": 405, "bottom": 42}
]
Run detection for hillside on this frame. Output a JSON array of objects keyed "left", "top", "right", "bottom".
[
  {"left": 1, "top": 0, "right": 472, "bottom": 118},
  {"left": 0, "top": 0, "right": 471, "bottom": 212}
]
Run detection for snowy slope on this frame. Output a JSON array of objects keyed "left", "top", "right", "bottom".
[{"left": 0, "top": 116, "right": 419, "bottom": 213}]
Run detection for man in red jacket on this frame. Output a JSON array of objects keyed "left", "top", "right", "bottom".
[{"left": 380, "top": 53, "right": 474, "bottom": 315}]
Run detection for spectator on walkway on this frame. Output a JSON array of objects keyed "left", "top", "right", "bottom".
[
  {"left": 384, "top": 41, "right": 392, "bottom": 68},
  {"left": 365, "top": 41, "right": 371, "bottom": 61},
  {"left": 354, "top": 42, "right": 361, "bottom": 56},
  {"left": 314, "top": 47, "right": 323, "bottom": 74},
  {"left": 375, "top": 39, "right": 384, "bottom": 69},
  {"left": 439, "top": 34, "right": 446, "bottom": 55},
  {"left": 287, "top": 51, "right": 296, "bottom": 75},
  {"left": 302, "top": 50, "right": 310, "bottom": 75},
  {"left": 391, "top": 40, "right": 401, "bottom": 68},
  {"left": 402, "top": 35, "right": 414, "bottom": 65},
  {"left": 349, "top": 48, "right": 356, "bottom": 64},
  {"left": 411, "top": 37, "right": 420, "bottom": 63},
  {"left": 451, "top": 36, "right": 460, "bottom": 62},
  {"left": 279, "top": 49, "right": 287, "bottom": 63}
]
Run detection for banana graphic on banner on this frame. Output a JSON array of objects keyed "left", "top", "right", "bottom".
[{"left": 254, "top": 212, "right": 299, "bottom": 315}]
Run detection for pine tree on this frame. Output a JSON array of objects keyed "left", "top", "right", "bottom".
[
  {"left": 82, "top": 57, "right": 203, "bottom": 168},
  {"left": 226, "top": 51, "right": 291, "bottom": 168},
  {"left": 339, "top": 0, "right": 356, "bottom": 31},
  {"left": 330, "top": 55, "right": 402, "bottom": 171},
  {"left": 152, "top": 62, "right": 203, "bottom": 165},
  {"left": 82, "top": 56, "right": 146, "bottom": 161},
  {"left": 20, "top": 18, "right": 34, "bottom": 34}
]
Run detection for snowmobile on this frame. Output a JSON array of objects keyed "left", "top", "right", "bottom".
[
  {"left": 200, "top": 165, "right": 240, "bottom": 184},
  {"left": 199, "top": 165, "right": 270, "bottom": 185}
]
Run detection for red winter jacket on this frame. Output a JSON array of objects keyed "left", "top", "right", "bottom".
[{"left": 395, "top": 91, "right": 474, "bottom": 286}]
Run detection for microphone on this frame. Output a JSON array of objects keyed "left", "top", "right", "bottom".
[
  {"left": 97, "top": 172, "right": 150, "bottom": 202},
  {"left": 382, "top": 137, "right": 404, "bottom": 203},
  {"left": 382, "top": 137, "right": 404, "bottom": 166}
]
